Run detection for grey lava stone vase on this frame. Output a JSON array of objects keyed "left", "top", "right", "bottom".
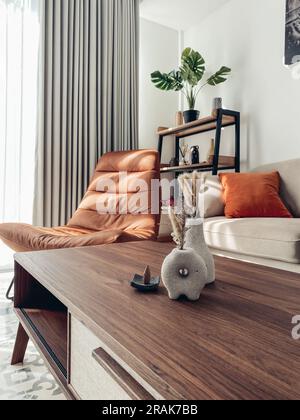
[
  {"left": 161, "top": 248, "right": 208, "bottom": 301},
  {"left": 185, "top": 218, "right": 215, "bottom": 285}
]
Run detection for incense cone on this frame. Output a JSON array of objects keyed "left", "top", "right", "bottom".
[{"left": 143, "top": 266, "right": 151, "bottom": 285}]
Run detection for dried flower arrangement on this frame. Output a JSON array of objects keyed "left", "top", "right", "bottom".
[
  {"left": 168, "top": 171, "right": 203, "bottom": 249},
  {"left": 163, "top": 171, "right": 215, "bottom": 300},
  {"left": 178, "top": 171, "right": 202, "bottom": 218},
  {"left": 179, "top": 143, "right": 189, "bottom": 165},
  {"left": 168, "top": 205, "right": 188, "bottom": 250}
]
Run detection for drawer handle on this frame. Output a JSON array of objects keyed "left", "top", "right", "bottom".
[{"left": 92, "top": 348, "right": 153, "bottom": 400}]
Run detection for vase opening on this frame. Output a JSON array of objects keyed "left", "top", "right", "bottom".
[{"left": 178, "top": 268, "right": 189, "bottom": 278}]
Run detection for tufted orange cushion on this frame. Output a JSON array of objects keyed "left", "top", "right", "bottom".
[{"left": 219, "top": 172, "right": 293, "bottom": 219}]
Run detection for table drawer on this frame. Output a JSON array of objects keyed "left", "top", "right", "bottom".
[
  {"left": 70, "top": 316, "right": 153, "bottom": 400},
  {"left": 70, "top": 316, "right": 131, "bottom": 400}
]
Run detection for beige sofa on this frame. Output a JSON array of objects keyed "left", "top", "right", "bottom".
[{"left": 201, "top": 159, "right": 300, "bottom": 273}]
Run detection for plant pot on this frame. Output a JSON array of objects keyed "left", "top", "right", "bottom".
[{"left": 183, "top": 110, "right": 200, "bottom": 124}]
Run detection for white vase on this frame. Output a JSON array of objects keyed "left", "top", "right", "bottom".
[
  {"left": 161, "top": 248, "right": 208, "bottom": 301},
  {"left": 185, "top": 218, "right": 215, "bottom": 285}
]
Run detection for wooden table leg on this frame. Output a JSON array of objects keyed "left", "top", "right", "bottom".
[{"left": 11, "top": 323, "right": 29, "bottom": 365}]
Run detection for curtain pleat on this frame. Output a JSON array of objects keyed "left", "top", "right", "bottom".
[
  {"left": 33, "top": 0, "right": 140, "bottom": 227},
  {"left": 0, "top": 0, "right": 40, "bottom": 268}
]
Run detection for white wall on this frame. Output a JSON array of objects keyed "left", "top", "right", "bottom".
[
  {"left": 139, "top": 18, "right": 179, "bottom": 163},
  {"left": 184, "top": 0, "right": 300, "bottom": 169}
]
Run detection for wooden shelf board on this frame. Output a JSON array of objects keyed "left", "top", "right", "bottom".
[
  {"left": 14, "top": 307, "right": 74, "bottom": 400},
  {"left": 20, "top": 308, "right": 68, "bottom": 373},
  {"left": 157, "top": 115, "right": 235, "bottom": 137},
  {"left": 161, "top": 162, "right": 235, "bottom": 174}
]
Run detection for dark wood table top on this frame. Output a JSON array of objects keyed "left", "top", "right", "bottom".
[{"left": 15, "top": 241, "right": 300, "bottom": 400}]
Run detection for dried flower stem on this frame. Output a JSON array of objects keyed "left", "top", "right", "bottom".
[{"left": 168, "top": 194, "right": 189, "bottom": 250}]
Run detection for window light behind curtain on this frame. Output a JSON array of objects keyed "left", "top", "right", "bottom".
[{"left": 0, "top": 0, "right": 40, "bottom": 269}]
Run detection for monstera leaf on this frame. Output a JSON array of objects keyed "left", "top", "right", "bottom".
[
  {"left": 151, "top": 70, "right": 183, "bottom": 91},
  {"left": 150, "top": 48, "right": 231, "bottom": 110},
  {"left": 207, "top": 66, "right": 231, "bottom": 86},
  {"left": 180, "top": 48, "right": 205, "bottom": 86}
]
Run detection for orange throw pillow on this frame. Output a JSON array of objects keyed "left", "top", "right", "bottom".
[{"left": 219, "top": 172, "right": 292, "bottom": 219}]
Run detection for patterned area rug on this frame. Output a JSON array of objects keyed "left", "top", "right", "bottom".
[{"left": 0, "top": 273, "right": 65, "bottom": 400}]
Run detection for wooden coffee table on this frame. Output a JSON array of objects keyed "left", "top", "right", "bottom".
[{"left": 11, "top": 241, "right": 300, "bottom": 400}]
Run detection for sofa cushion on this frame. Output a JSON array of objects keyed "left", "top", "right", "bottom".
[
  {"left": 219, "top": 172, "right": 292, "bottom": 218},
  {"left": 253, "top": 159, "right": 300, "bottom": 217},
  {"left": 204, "top": 217, "right": 300, "bottom": 264}
]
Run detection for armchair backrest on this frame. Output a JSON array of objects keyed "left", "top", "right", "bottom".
[{"left": 68, "top": 150, "right": 161, "bottom": 240}]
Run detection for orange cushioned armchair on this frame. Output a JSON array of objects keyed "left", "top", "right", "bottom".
[{"left": 0, "top": 149, "right": 161, "bottom": 255}]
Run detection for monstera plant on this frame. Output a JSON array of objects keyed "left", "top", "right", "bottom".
[{"left": 151, "top": 48, "right": 231, "bottom": 123}]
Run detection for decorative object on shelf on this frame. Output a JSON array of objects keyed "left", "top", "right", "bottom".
[
  {"left": 169, "top": 157, "right": 179, "bottom": 167},
  {"left": 212, "top": 98, "right": 223, "bottom": 117},
  {"left": 285, "top": 0, "right": 300, "bottom": 65},
  {"left": 207, "top": 139, "right": 215, "bottom": 163},
  {"left": 185, "top": 218, "right": 215, "bottom": 285},
  {"left": 190, "top": 146, "right": 200, "bottom": 165},
  {"left": 179, "top": 143, "right": 190, "bottom": 165},
  {"left": 151, "top": 47, "right": 231, "bottom": 123},
  {"left": 131, "top": 265, "right": 160, "bottom": 292},
  {"left": 208, "top": 152, "right": 235, "bottom": 166},
  {"left": 175, "top": 111, "right": 184, "bottom": 126},
  {"left": 157, "top": 126, "right": 169, "bottom": 133},
  {"left": 161, "top": 203, "right": 208, "bottom": 301},
  {"left": 183, "top": 110, "right": 200, "bottom": 124}
]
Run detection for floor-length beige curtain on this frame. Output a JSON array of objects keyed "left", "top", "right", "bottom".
[
  {"left": 33, "top": 0, "right": 139, "bottom": 227},
  {"left": 0, "top": 0, "right": 41, "bottom": 269}
]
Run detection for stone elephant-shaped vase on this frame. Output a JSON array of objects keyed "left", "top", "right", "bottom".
[{"left": 161, "top": 248, "right": 208, "bottom": 301}]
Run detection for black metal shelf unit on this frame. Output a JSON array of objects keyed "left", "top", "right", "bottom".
[{"left": 157, "top": 109, "right": 240, "bottom": 176}]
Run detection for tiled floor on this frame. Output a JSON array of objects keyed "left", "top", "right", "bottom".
[{"left": 0, "top": 273, "right": 65, "bottom": 400}]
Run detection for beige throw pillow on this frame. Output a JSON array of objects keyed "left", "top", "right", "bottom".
[
  {"left": 178, "top": 173, "right": 225, "bottom": 219},
  {"left": 201, "top": 174, "right": 225, "bottom": 218}
]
